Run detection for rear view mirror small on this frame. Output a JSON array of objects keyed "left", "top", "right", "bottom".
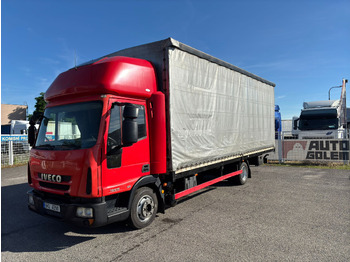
[{"left": 123, "top": 104, "right": 139, "bottom": 119}]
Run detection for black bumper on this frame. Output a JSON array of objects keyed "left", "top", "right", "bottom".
[{"left": 27, "top": 190, "right": 129, "bottom": 227}]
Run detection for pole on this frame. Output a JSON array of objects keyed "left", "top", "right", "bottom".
[
  {"left": 9, "top": 140, "right": 14, "bottom": 166},
  {"left": 328, "top": 85, "right": 342, "bottom": 100}
]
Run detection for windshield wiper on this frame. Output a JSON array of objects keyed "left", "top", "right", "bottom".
[
  {"left": 35, "top": 144, "right": 55, "bottom": 150},
  {"left": 45, "top": 140, "right": 81, "bottom": 150}
]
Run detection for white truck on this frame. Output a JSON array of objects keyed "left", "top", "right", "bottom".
[
  {"left": 292, "top": 79, "right": 348, "bottom": 139},
  {"left": 9, "top": 120, "right": 29, "bottom": 134}
]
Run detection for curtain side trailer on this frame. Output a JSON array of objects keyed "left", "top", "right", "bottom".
[{"left": 27, "top": 38, "right": 275, "bottom": 228}]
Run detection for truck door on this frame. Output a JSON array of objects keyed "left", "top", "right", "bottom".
[{"left": 102, "top": 99, "right": 150, "bottom": 196}]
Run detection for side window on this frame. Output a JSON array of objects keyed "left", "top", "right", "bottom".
[
  {"left": 107, "top": 105, "right": 122, "bottom": 169},
  {"left": 136, "top": 105, "right": 146, "bottom": 140},
  {"left": 106, "top": 103, "right": 146, "bottom": 169}
]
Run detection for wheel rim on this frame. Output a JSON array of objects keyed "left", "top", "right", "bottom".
[
  {"left": 241, "top": 165, "right": 248, "bottom": 182},
  {"left": 137, "top": 195, "right": 155, "bottom": 222}
]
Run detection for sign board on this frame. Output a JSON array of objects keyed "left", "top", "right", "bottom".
[
  {"left": 283, "top": 140, "right": 349, "bottom": 161},
  {"left": 269, "top": 139, "right": 350, "bottom": 163},
  {"left": 1, "top": 135, "right": 28, "bottom": 142}
]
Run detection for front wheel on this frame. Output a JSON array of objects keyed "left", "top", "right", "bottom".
[
  {"left": 234, "top": 162, "right": 250, "bottom": 185},
  {"left": 129, "top": 187, "right": 158, "bottom": 229}
]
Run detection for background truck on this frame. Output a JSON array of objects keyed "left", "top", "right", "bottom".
[
  {"left": 1, "top": 120, "right": 29, "bottom": 135},
  {"left": 27, "top": 38, "right": 275, "bottom": 229},
  {"left": 1, "top": 120, "right": 30, "bottom": 155},
  {"left": 292, "top": 79, "right": 348, "bottom": 139}
]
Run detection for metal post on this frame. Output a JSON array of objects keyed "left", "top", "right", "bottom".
[
  {"left": 328, "top": 85, "right": 342, "bottom": 100},
  {"left": 278, "top": 131, "right": 283, "bottom": 163},
  {"left": 9, "top": 140, "right": 14, "bottom": 166}
]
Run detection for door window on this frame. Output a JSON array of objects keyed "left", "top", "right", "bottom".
[{"left": 107, "top": 103, "right": 146, "bottom": 169}]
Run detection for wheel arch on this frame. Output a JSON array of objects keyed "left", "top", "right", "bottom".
[{"left": 127, "top": 175, "right": 165, "bottom": 213}]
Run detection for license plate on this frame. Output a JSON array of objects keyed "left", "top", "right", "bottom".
[{"left": 43, "top": 202, "right": 61, "bottom": 213}]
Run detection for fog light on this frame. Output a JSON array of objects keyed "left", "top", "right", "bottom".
[
  {"left": 76, "top": 207, "right": 93, "bottom": 218},
  {"left": 28, "top": 195, "right": 34, "bottom": 206}
]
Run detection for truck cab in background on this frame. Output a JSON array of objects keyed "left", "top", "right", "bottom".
[
  {"left": 1, "top": 120, "right": 30, "bottom": 135},
  {"left": 292, "top": 79, "right": 348, "bottom": 139}
]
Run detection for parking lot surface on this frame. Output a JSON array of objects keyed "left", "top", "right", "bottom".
[{"left": 2, "top": 165, "right": 349, "bottom": 261}]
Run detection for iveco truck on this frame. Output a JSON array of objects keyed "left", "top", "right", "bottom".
[{"left": 27, "top": 38, "right": 275, "bottom": 229}]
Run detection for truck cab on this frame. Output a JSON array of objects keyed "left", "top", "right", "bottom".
[
  {"left": 293, "top": 100, "right": 347, "bottom": 139},
  {"left": 28, "top": 56, "right": 166, "bottom": 227}
]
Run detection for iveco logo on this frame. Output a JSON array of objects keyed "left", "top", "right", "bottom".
[
  {"left": 40, "top": 173, "right": 62, "bottom": 183},
  {"left": 326, "top": 132, "right": 333, "bottom": 135}
]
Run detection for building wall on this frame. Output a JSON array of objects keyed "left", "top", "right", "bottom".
[{"left": 1, "top": 104, "right": 28, "bottom": 124}]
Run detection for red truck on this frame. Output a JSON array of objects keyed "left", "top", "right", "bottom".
[{"left": 28, "top": 38, "right": 275, "bottom": 229}]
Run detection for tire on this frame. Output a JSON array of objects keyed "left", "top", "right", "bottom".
[
  {"left": 234, "top": 162, "right": 249, "bottom": 185},
  {"left": 129, "top": 187, "right": 158, "bottom": 229}
]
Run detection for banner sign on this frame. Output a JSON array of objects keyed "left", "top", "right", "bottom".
[
  {"left": 282, "top": 139, "right": 349, "bottom": 161},
  {"left": 1, "top": 135, "right": 28, "bottom": 142}
]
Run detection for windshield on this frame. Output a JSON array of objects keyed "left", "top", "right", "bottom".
[
  {"left": 299, "top": 109, "right": 338, "bottom": 130},
  {"left": 35, "top": 101, "right": 103, "bottom": 150}
]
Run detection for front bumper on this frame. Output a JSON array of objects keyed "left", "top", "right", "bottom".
[{"left": 27, "top": 190, "right": 129, "bottom": 227}]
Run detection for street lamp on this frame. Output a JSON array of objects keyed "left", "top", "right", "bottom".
[{"left": 328, "top": 85, "right": 342, "bottom": 100}]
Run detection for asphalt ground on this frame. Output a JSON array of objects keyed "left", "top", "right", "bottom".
[{"left": 1, "top": 165, "right": 349, "bottom": 261}]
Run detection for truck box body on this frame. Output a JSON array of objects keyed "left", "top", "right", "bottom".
[
  {"left": 28, "top": 38, "right": 275, "bottom": 228},
  {"left": 102, "top": 38, "right": 275, "bottom": 173}
]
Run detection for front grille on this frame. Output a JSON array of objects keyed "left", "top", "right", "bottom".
[{"left": 39, "top": 181, "right": 70, "bottom": 191}]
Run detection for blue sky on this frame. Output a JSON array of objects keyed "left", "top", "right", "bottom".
[{"left": 2, "top": 0, "right": 350, "bottom": 119}]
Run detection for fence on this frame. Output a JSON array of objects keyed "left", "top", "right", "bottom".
[
  {"left": 2, "top": 133, "right": 349, "bottom": 167},
  {"left": 1, "top": 135, "right": 30, "bottom": 167},
  {"left": 267, "top": 132, "right": 350, "bottom": 165}
]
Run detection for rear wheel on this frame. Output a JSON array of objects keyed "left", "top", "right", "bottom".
[
  {"left": 234, "top": 162, "right": 249, "bottom": 185},
  {"left": 129, "top": 187, "right": 158, "bottom": 229}
]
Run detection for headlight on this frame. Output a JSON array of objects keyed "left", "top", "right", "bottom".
[{"left": 76, "top": 207, "right": 94, "bottom": 218}]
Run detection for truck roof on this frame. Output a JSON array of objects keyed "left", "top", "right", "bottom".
[
  {"left": 45, "top": 56, "right": 157, "bottom": 102},
  {"left": 303, "top": 100, "right": 340, "bottom": 110},
  {"left": 83, "top": 38, "right": 276, "bottom": 88}
]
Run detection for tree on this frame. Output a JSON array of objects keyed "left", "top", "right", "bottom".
[{"left": 28, "top": 92, "right": 47, "bottom": 120}]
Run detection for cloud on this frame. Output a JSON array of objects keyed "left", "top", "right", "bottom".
[
  {"left": 244, "top": 59, "right": 301, "bottom": 72},
  {"left": 56, "top": 37, "right": 77, "bottom": 69},
  {"left": 36, "top": 77, "right": 51, "bottom": 89},
  {"left": 39, "top": 57, "right": 60, "bottom": 65},
  {"left": 20, "top": 66, "right": 33, "bottom": 77}
]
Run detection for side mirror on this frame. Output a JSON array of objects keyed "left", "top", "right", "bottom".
[
  {"left": 123, "top": 104, "right": 139, "bottom": 119},
  {"left": 292, "top": 117, "right": 299, "bottom": 130},
  {"left": 28, "top": 123, "right": 37, "bottom": 147},
  {"left": 122, "top": 119, "right": 138, "bottom": 146},
  {"left": 122, "top": 104, "right": 139, "bottom": 147},
  {"left": 28, "top": 113, "right": 43, "bottom": 147}
]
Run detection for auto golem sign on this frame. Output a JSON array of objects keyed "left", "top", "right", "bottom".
[
  {"left": 306, "top": 140, "right": 349, "bottom": 161},
  {"left": 283, "top": 139, "right": 349, "bottom": 162}
]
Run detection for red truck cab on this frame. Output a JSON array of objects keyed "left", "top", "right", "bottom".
[{"left": 28, "top": 56, "right": 167, "bottom": 228}]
